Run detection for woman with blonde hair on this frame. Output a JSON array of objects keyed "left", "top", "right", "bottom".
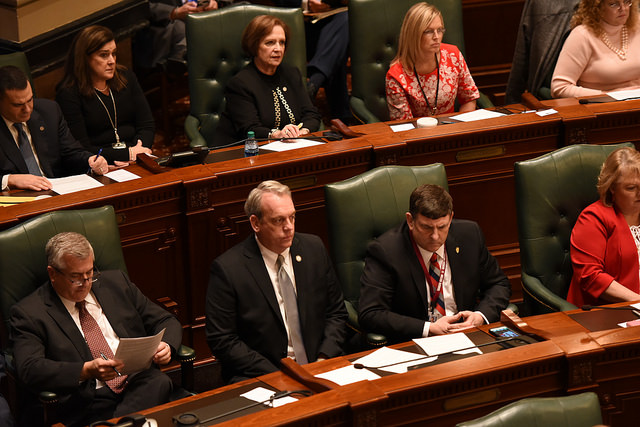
[
  {"left": 568, "top": 147, "right": 640, "bottom": 306},
  {"left": 385, "top": 2, "right": 479, "bottom": 120},
  {"left": 551, "top": 0, "right": 640, "bottom": 98}
]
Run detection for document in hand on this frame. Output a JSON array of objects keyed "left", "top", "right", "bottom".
[{"left": 114, "top": 328, "right": 165, "bottom": 375}]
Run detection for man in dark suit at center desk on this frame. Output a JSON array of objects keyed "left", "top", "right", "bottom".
[
  {"left": 0, "top": 65, "right": 108, "bottom": 191},
  {"left": 359, "top": 184, "right": 511, "bottom": 344},
  {"left": 206, "top": 180, "right": 348, "bottom": 383}
]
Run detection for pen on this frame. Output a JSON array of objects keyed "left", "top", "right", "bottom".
[
  {"left": 100, "top": 352, "right": 122, "bottom": 377},
  {"left": 88, "top": 148, "right": 104, "bottom": 174},
  {"left": 297, "top": 123, "right": 303, "bottom": 129}
]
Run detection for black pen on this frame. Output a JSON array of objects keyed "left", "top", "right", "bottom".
[
  {"left": 100, "top": 352, "right": 122, "bottom": 376},
  {"left": 88, "top": 148, "right": 104, "bottom": 174}
]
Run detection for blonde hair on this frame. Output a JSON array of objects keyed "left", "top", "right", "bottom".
[
  {"left": 597, "top": 147, "right": 640, "bottom": 206},
  {"left": 393, "top": 2, "right": 443, "bottom": 70},
  {"left": 571, "top": 0, "right": 638, "bottom": 36}
]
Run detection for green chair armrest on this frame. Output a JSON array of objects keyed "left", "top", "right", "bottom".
[
  {"left": 350, "top": 96, "right": 381, "bottom": 124},
  {"left": 522, "top": 272, "right": 578, "bottom": 312},
  {"left": 537, "top": 86, "right": 552, "bottom": 100},
  {"left": 345, "top": 300, "right": 360, "bottom": 332},
  {"left": 177, "top": 344, "right": 195, "bottom": 393},
  {"left": 366, "top": 333, "right": 387, "bottom": 347},
  {"left": 506, "top": 303, "right": 519, "bottom": 315},
  {"left": 185, "top": 115, "right": 207, "bottom": 148},
  {"left": 177, "top": 345, "right": 195, "bottom": 362},
  {"left": 477, "top": 92, "right": 494, "bottom": 109}
]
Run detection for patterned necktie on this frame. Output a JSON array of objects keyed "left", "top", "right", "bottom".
[
  {"left": 276, "top": 255, "right": 308, "bottom": 364},
  {"left": 13, "top": 122, "right": 41, "bottom": 176},
  {"left": 428, "top": 253, "right": 446, "bottom": 320},
  {"left": 76, "top": 301, "right": 127, "bottom": 393}
]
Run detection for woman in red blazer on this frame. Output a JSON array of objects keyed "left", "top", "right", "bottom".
[{"left": 568, "top": 147, "right": 640, "bottom": 306}]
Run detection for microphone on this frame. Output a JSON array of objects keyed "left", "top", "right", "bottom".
[
  {"left": 581, "top": 305, "right": 640, "bottom": 316},
  {"left": 353, "top": 337, "right": 526, "bottom": 370},
  {"left": 579, "top": 98, "right": 608, "bottom": 104}
]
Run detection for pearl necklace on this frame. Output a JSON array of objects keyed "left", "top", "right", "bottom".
[{"left": 601, "top": 26, "right": 628, "bottom": 60}]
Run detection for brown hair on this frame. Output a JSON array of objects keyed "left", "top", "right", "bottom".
[
  {"left": 58, "top": 25, "right": 127, "bottom": 97},
  {"left": 393, "top": 2, "right": 443, "bottom": 70},
  {"left": 597, "top": 147, "right": 640, "bottom": 206},
  {"left": 241, "top": 15, "right": 290, "bottom": 57},
  {"left": 571, "top": 0, "right": 638, "bottom": 36},
  {"left": 409, "top": 184, "right": 452, "bottom": 219}
]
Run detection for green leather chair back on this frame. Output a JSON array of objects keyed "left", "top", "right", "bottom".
[
  {"left": 0, "top": 51, "right": 34, "bottom": 95},
  {"left": 185, "top": 5, "right": 307, "bottom": 148},
  {"left": 324, "top": 164, "right": 448, "bottom": 334},
  {"left": 515, "top": 143, "right": 633, "bottom": 315},
  {"left": 349, "top": 0, "right": 472, "bottom": 123},
  {"left": 456, "top": 392, "right": 602, "bottom": 426},
  {"left": 0, "top": 206, "right": 126, "bottom": 346}
]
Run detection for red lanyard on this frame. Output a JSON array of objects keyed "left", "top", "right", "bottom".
[{"left": 409, "top": 233, "right": 446, "bottom": 311}]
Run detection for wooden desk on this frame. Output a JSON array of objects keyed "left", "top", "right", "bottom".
[
  {"left": 3, "top": 100, "right": 640, "bottom": 360},
  {"left": 129, "top": 307, "right": 639, "bottom": 426}
]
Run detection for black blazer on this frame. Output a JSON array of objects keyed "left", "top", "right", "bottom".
[
  {"left": 359, "top": 220, "right": 511, "bottom": 343},
  {"left": 206, "top": 233, "right": 347, "bottom": 381},
  {"left": 9, "top": 270, "right": 182, "bottom": 424},
  {"left": 0, "top": 98, "right": 91, "bottom": 183}
]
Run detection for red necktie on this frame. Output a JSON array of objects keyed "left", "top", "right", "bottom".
[
  {"left": 428, "top": 253, "right": 446, "bottom": 319},
  {"left": 76, "top": 301, "right": 127, "bottom": 393}
]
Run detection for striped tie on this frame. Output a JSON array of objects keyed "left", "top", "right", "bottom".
[{"left": 428, "top": 253, "right": 446, "bottom": 319}]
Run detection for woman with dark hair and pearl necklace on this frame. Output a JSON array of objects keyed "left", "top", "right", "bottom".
[
  {"left": 56, "top": 25, "right": 154, "bottom": 166},
  {"left": 551, "top": 0, "right": 640, "bottom": 98}
]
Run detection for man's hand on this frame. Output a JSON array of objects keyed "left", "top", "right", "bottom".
[
  {"left": 309, "top": 0, "right": 331, "bottom": 13},
  {"left": 200, "top": 0, "right": 218, "bottom": 11},
  {"left": 88, "top": 154, "right": 108, "bottom": 175},
  {"left": 80, "top": 357, "right": 124, "bottom": 382},
  {"left": 428, "top": 312, "right": 463, "bottom": 335},
  {"left": 7, "top": 174, "right": 52, "bottom": 191},
  {"left": 450, "top": 311, "right": 485, "bottom": 331},
  {"left": 153, "top": 341, "right": 172, "bottom": 366}
]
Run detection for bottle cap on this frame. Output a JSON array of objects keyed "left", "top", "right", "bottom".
[{"left": 247, "top": 131, "right": 255, "bottom": 138}]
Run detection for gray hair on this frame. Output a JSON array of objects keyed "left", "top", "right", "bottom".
[
  {"left": 46, "top": 232, "right": 94, "bottom": 270},
  {"left": 244, "top": 180, "right": 292, "bottom": 219}
]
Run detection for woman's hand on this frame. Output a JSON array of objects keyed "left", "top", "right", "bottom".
[
  {"left": 274, "top": 124, "right": 303, "bottom": 139},
  {"left": 129, "top": 140, "right": 152, "bottom": 161}
]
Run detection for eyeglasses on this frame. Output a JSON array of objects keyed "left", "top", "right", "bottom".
[
  {"left": 54, "top": 266, "right": 100, "bottom": 286},
  {"left": 608, "top": 0, "right": 633, "bottom": 9},
  {"left": 423, "top": 28, "right": 446, "bottom": 37}
]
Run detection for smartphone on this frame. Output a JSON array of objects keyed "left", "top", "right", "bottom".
[{"left": 489, "top": 326, "right": 520, "bottom": 338}]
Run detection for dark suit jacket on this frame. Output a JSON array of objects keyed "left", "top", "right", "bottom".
[
  {"left": 9, "top": 270, "right": 182, "bottom": 424},
  {"left": 359, "top": 220, "right": 511, "bottom": 343},
  {"left": 206, "top": 233, "right": 347, "bottom": 381},
  {"left": 0, "top": 98, "right": 92, "bottom": 183}
]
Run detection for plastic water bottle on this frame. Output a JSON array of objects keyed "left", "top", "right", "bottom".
[{"left": 244, "top": 131, "right": 259, "bottom": 157}]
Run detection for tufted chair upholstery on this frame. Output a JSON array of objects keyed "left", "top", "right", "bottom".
[
  {"left": 456, "top": 392, "right": 602, "bottom": 427},
  {"left": 184, "top": 5, "right": 307, "bottom": 148},
  {"left": 514, "top": 143, "right": 633, "bottom": 315},
  {"left": 349, "top": 0, "right": 492, "bottom": 123},
  {"left": 325, "top": 164, "right": 448, "bottom": 346},
  {"left": 0, "top": 52, "right": 34, "bottom": 95},
  {"left": 0, "top": 206, "right": 195, "bottom": 425}
]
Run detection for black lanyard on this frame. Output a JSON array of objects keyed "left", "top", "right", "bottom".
[{"left": 413, "top": 52, "right": 440, "bottom": 116}]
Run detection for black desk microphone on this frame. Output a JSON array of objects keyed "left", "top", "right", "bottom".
[{"left": 581, "top": 305, "right": 640, "bottom": 317}]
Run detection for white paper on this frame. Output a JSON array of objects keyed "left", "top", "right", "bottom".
[
  {"left": 49, "top": 174, "right": 103, "bottom": 195},
  {"left": 261, "top": 139, "right": 324, "bottom": 152},
  {"left": 353, "top": 346, "right": 426, "bottom": 369},
  {"left": 451, "top": 109, "right": 506, "bottom": 122},
  {"left": 631, "top": 302, "right": 640, "bottom": 310},
  {"left": 536, "top": 108, "right": 557, "bottom": 117},
  {"left": 314, "top": 364, "right": 380, "bottom": 386},
  {"left": 114, "top": 328, "right": 165, "bottom": 375},
  {"left": 240, "top": 387, "right": 298, "bottom": 408},
  {"left": 413, "top": 333, "right": 477, "bottom": 356},
  {"left": 390, "top": 123, "right": 416, "bottom": 132},
  {"left": 607, "top": 88, "right": 640, "bottom": 101},
  {"left": 105, "top": 169, "right": 141, "bottom": 182}
]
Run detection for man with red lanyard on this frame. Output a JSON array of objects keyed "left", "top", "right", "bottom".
[{"left": 358, "top": 184, "right": 511, "bottom": 344}]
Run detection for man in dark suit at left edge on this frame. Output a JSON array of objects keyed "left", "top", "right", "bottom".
[
  {"left": 0, "top": 65, "right": 107, "bottom": 191},
  {"left": 9, "top": 232, "right": 182, "bottom": 427}
]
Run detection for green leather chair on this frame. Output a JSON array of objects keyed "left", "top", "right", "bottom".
[
  {"left": 348, "top": 0, "right": 493, "bottom": 124},
  {"left": 325, "top": 164, "right": 448, "bottom": 347},
  {"left": 184, "top": 5, "right": 307, "bottom": 148},
  {"left": 0, "top": 51, "right": 34, "bottom": 94},
  {"left": 0, "top": 206, "right": 195, "bottom": 425},
  {"left": 456, "top": 392, "right": 602, "bottom": 426},
  {"left": 515, "top": 143, "right": 633, "bottom": 315}
]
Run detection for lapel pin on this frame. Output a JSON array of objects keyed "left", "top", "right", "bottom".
[
  {"left": 456, "top": 247, "right": 460, "bottom": 254},
  {"left": 40, "top": 126, "right": 44, "bottom": 131},
  {"left": 295, "top": 255, "right": 302, "bottom": 262}
]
